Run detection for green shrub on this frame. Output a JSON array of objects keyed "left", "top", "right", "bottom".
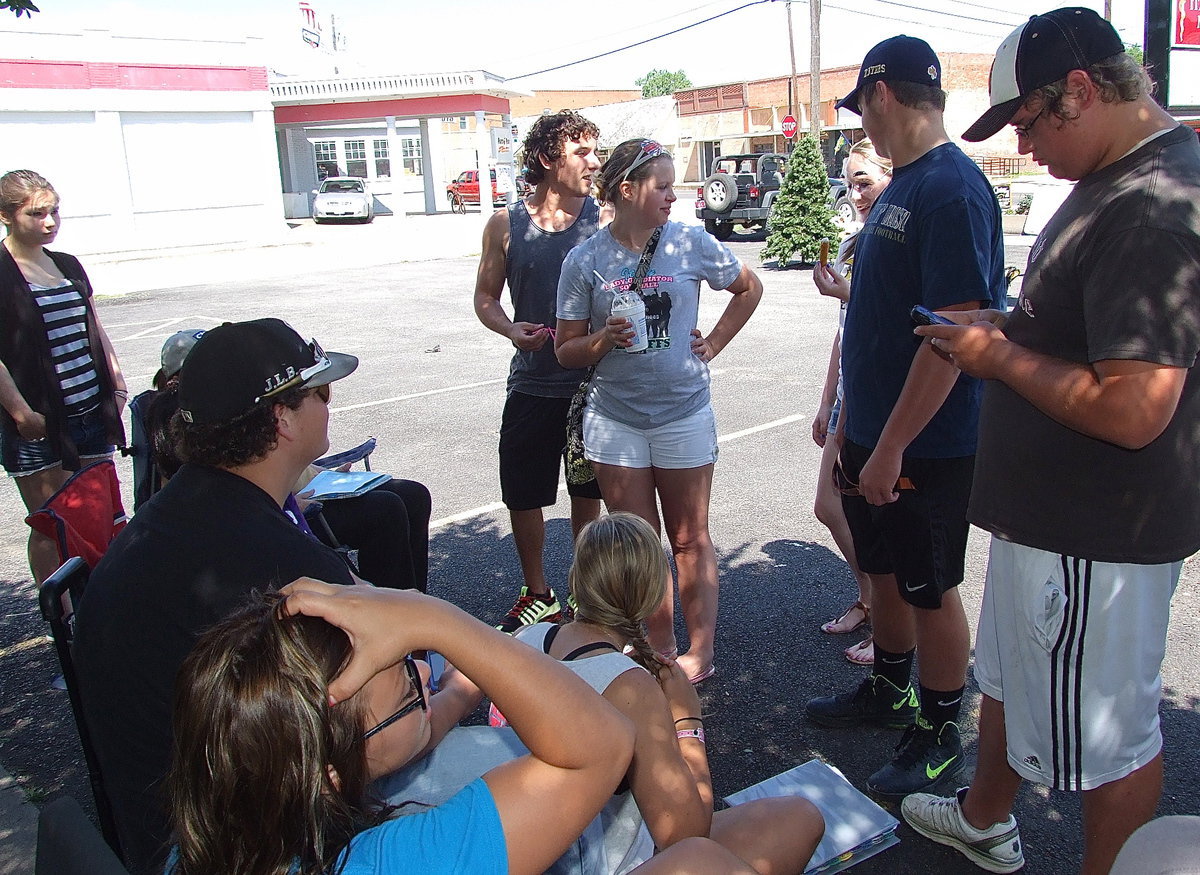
[{"left": 761, "top": 135, "right": 840, "bottom": 267}]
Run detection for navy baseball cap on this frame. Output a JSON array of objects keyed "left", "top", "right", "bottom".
[
  {"left": 836, "top": 35, "right": 942, "bottom": 115},
  {"left": 963, "top": 7, "right": 1125, "bottom": 142},
  {"left": 177, "top": 318, "right": 357, "bottom": 425}
]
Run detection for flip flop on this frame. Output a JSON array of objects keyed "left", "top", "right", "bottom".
[
  {"left": 821, "top": 600, "right": 870, "bottom": 635},
  {"left": 688, "top": 664, "right": 717, "bottom": 685},
  {"left": 844, "top": 636, "right": 875, "bottom": 666}
]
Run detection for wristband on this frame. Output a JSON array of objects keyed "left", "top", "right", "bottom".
[
  {"left": 676, "top": 727, "right": 706, "bottom": 744},
  {"left": 674, "top": 716, "right": 703, "bottom": 725},
  {"left": 114, "top": 389, "right": 129, "bottom": 398}
]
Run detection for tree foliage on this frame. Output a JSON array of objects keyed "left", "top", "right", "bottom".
[
  {"left": 762, "top": 136, "right": 840, "bottom": 267},
  {"left": 1126, "top": 43, "right": 1144, "bottom": 65},
  {"left": 636, "top": 69, "right": 692, "bottom": 98},
  {"left": 2, "top": 0, "right": 39, "bottom": 17}
]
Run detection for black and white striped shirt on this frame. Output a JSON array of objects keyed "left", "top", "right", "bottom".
[{"left": 30, "top": 280, "right": 100, "bottom": 416}]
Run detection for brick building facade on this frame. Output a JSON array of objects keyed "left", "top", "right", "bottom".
[{"left": 674, "top": 53, "right": 1026, "bottom": 182}]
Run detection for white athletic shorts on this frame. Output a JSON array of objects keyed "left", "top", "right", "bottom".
[
  {"left": 583, "top": 405, "right": 718, "bottom": 470},
  {"left": 974, "top": 537, "right": 1180, "bottom": 791}
]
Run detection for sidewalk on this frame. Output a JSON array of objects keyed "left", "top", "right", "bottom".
[
  {"left": 0, "top": 766, "right": 35, "bottom": 875},
  {"left": 83, "top": 212, "right": 488, "bottom": 297}
]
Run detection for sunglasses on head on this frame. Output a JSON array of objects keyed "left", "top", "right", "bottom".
[
  {"left": 254, "top": 339, "right": 333, "bottom": 404},
  {"left": 361, "top": 655, "right": 426, "bottom": 741},
  {"left": 621, "top": 140, "right": 667, "bottom": 184}
]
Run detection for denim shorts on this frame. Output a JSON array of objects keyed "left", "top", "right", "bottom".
[{"left": 1, "top": 407, "right": 114, "bottom": 477}]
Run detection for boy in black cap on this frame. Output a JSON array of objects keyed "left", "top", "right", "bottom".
[
  {"left": 805, "top": 34, "right": 1006, "bottom": 804},
  {"left": 73, "top": 319, "right": 363, "bottom": 874},
  {"left": 904, "top": 9, "right": 1200, "bottom": 873}
]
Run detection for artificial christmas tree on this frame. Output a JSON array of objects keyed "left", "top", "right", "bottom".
[{"left": 762, "top": 136, "right": 840, "bottom": 267}]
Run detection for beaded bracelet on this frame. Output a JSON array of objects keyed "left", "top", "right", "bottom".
[{"left": 676, "top": 727, "right": 706, "bottom": 744}]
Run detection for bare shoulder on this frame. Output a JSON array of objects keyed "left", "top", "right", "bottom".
[
  {"left": 483, "top": 207, "right": 511, "bottom": 244},
  {"left": 603, "top": 663, "right": 664, "bottom": 715}
]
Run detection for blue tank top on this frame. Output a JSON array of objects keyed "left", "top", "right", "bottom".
[{"left": 505, "top": 197, "right": 600, "bottom": 397}]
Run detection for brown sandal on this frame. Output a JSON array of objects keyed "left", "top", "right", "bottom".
[
  {"left": 844, "top": 635, "right": 875, "bottom": 666},
  {"left": 821, "top": 600, "right": 869, "bottom": 635}
]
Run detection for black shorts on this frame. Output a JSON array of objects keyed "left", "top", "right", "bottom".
[
  {"left": 499, "top": 391, "right": 602, "bottom": 511},
  {"left": 839, "top": 439, "right": 974, "bottom": 609}
]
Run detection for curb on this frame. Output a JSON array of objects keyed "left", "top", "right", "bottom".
[
  {"left": 84, "top": 213, "right": 487, "bottom": 296},
  {"left": 0, "top": 765, "right": 36, "bottom": 875}
]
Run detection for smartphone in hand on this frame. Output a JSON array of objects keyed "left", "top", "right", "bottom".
[{"left": 911, "top": 305, "right": 955, "bottom": 327}]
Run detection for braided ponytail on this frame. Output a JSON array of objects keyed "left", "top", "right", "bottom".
[{"left": 569, "top": 513, "right": 669, "bottom": 679}]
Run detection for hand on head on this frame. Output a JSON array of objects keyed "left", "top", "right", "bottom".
[{"left": 279, "top": 578, "right": 426, "bottom": 704}]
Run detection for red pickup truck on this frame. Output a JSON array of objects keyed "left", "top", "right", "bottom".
[{"left": 447, "top": 169, "right": 529, "bottom": 212}]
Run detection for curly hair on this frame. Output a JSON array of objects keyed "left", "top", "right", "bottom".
[
  {"left": 569, "top": 512, "right": 670, "bottom": 680},
  {"left": 143, "top": 383, "right": 184, "bottom": 480},
  {"left": 522, "top": 111, "right": 600, "bottom": 185},
  {"left": 595, "top": 139, "right": 673, "bottom": 205},
  {"left": 169, "top": 590, "right": 378, "bottom": 875},
  {"left": 174, "top": 385, "right": 308, "bottom": 469},
  {"left": 1030, "top": 51, "right": 1152, "bottom": 124},
  {"left": 0, "top": 169, "right": 57, "bottom": 220}
]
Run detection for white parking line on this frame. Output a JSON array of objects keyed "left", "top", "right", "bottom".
[
  {"left": 717, "top": 413, "right": 803, "bottom": 443},
  {"left": 112, "top": 316, "right": 222, "bottom": 342},
  {"left": 334, "top": 370, "right": 724, "bottom": 414},
  {"left": 331, "top": 378, "right": 507, "bottom": 412},
  {"left": 428, "top": 412, "right": 802, "bottom": 531}
]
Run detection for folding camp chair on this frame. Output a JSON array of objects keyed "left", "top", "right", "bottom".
[
  {"left": 25, "top": 459, "right": 127, "bottom": 569},
  {"left": 124, "top": 389, "right": 161, "bottom": 511},
  {"left": 38, "top": 557, "right": 124, "bottom": 862},
  {"left": 315, "top": 436, "right": 376, "bottom": 471}
]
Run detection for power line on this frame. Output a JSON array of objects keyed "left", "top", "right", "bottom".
[
  {"left": 507, "top": 0, "right": 773, "bottom": 80},
  {"left": 518, "top": 0, "right": 733, "bottom": 69},
  {"left": 940, "top": 0, "right": 1027, "bottom": 20},
  {"left": 863, "top": 0, "right": 1018, "bottom": 27},
  {"left": 822, "top": 0, "right": 1003, "bottom": 38},
  {"left": 506, "top": 0, "right": 1012, "bottom": 83}
]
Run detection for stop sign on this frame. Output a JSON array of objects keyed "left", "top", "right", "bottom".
[{"left": 782, "top": 115, "right": 798, "bottom": 138}]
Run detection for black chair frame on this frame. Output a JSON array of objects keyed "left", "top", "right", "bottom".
[{"left": 38, "top": 556, "right": 124, "bottom": 862}]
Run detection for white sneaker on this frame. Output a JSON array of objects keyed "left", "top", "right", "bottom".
[{"left": 902, "top": 788, "right": 1025, "bottom": 873}]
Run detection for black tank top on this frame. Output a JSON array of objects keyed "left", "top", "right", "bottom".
[{"left": 504, "top": 197, "right": 600, "bottom": 397}]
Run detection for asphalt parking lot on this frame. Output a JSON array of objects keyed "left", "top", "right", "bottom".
[{"left": 0, "top": 210, "right": 1197, "bottom": 873}]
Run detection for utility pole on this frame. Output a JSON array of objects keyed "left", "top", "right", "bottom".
[
  {"left": 786, "top": 0, "right": 798, "bottom": 146},
  {"left": 810, "top": 0, "right": 822, "bottom": 138},
  {"left": 1103, "top": 1, "right": 1111, "bottom": 20}
]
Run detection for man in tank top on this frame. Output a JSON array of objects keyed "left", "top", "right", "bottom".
[{"left": 474, "top": 111, "right": 608, "bottom": 633}]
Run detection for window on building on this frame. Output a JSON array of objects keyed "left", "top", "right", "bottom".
[
  {"left": 459, "top": 116, "right": 468, "bottom": 130},
  {"left": 345, "top": 139, "right": 368, "bottom": 178},
  {"left": 373, "top": 138, "right": 391, "bottom": 180},
  {"left": 401, "top": 137, "right": 423, "bottom": 176},
  {"left": 313, "top": 140, "right": 339, "bottom": 180}
]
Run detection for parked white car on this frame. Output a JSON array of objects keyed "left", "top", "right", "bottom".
[{"left": 312, "top": 177, "right": 373, "bottom": 223}]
